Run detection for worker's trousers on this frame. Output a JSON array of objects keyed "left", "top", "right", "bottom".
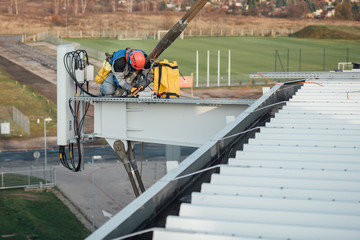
[{"left": 100, "top": 72, "right": 117, "bottom": 95}]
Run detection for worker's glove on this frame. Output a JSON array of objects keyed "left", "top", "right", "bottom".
[
  {"left": 105, "top": 52, "right": 114, "bottom": 62},
  {"left": 129, "top": 85, "right": 144, "bottom": 97}
]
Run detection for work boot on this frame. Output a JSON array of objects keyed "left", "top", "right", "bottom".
[{"left": 112, "top": 86, "right": 125, "bottom": 97}]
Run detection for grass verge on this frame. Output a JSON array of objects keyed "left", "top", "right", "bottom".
[
  {"left": 0, "top": 66, "right": 57, "bottom": 139},
  {"left": 293, "top": 25, "right": 360, "bottom": 40},
  {"left": 0, "top": 188, "right": 91, "bottom": 240}
]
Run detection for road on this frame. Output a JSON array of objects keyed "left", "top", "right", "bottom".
[
  {"left": 0, "top": 143, "right": 196, "bottom": 169},
  {"left": 0, "top": 143, "right": 197, "bottom": 229}
]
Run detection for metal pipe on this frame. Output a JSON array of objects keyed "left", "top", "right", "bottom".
[
  {"left": 207, "top": 50, "right": 210, "bottom": 87},
  {"left": 217, "top": 50, "right": 220, "bottom": 86},
  {"left": 127, "top": 141, "right": 145, "bottom": 193},
  {"left": 113, "top": 140, "right": 140, "bottom": 197}
]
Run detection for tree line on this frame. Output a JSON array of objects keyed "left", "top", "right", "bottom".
[{"left": 6, "top": 0, "right": 195, "bottom": 15}]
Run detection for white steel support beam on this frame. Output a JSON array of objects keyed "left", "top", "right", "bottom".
[{"left": 91, "top": 98, "right": 250, "bottom": 147}]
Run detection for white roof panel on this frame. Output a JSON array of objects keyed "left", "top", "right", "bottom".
[{"left": 153, "top": 75, "right": 360, "bottom": 240}]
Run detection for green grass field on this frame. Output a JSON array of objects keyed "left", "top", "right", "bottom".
[
  {"left": 294, "top": 25, "right": 360, "bottom": 40},
  {"left": 0, "top": 188, "right": 90, "bottom": 240},
  {"left": 0, "top": 67, "right": 57, "bottom": 138},
  {"left": 71, "top": 36, "right": 360, "bottom": 85},
  {"left": 2, "top": 173, "right": 43, "bottom": 188}
]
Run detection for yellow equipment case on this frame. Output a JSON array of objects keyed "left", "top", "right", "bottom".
[{"left": 152, "top": 59, "right": 180, "bottom": 98}]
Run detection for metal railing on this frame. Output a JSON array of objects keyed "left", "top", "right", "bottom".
[
  {"left": 0, "top": 167, "right": 56, "bottom": 190},
  {"left": 25, "top": 27, "right": 297, "bottom": 42}
]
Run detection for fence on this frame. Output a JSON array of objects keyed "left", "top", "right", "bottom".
[
  {"left": 193, "top": 47, "right": 360, "bottom": 87},
  {"left": 274, "top": 48, "right": 356, "bottom": 73},
  {"left": 0, "top": 167, "right": 56, "bottom": 190},
  {"left": 12, "top": 106, "right": 30, "bottom": 135},
  {"left": 185, "top": 27, "right": 295, "bottom": 38},
  {"left": 37, "top": 33, "right": 107, "bottom": 61},
  {"left": 25, "top": 26, "right": 297, "bottom": 42}
]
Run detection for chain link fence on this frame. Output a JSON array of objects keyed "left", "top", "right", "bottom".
[
  {"left": 12, "top": 106, "right": 30, "bottom": 135},
  {"left": 0, "top": 106, "right": 30, "bottom": 136},
  {"left": 26, "top": 26, "right": 297, "bottom": 42},
  {"left": 0, "top": 167, "right": 56, "bottom": 190}
]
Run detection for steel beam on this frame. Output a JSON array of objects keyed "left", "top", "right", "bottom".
[{"left": 86, "top": 97, "right": 253, "bottom": 147}]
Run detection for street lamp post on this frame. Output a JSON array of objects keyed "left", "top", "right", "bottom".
[{"left": 44, "top": 118, "right": 52, "bottom": 170}]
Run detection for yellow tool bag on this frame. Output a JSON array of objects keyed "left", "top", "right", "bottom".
[
  {"left": 94, "top": 60, "right": 112, "bottom": 84},
  {"left": 152, "top": 59, "right": 180, "bottom": 98}
]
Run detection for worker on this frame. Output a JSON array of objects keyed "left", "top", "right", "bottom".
[{"left": 96, "top": 48, "right": 154, "bottom": 96}]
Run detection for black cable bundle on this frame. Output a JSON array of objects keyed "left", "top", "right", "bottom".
[
  {"left": 59, "top": 50, "right": 93, "bottom": 171},
  {"left": 63, "top": 50, "right": 98, "bottom": 97},
  {"left": 59, "top": 144, "right": 81, "bottom": 172}
]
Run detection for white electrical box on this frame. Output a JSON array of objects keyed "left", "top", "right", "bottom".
[
  {"left": 85, "top": 65, "right": 94, "bottom": 81},
  {"left": 75, "top": 69, "right": 85, "bottom": 83},
  {"left": 138, "top": 91, "right": 155, "bottom": 99},
  {"left": 57, "top": 45, "right": 76, "bottom": 146},
  {"left": 0, "top": 122, "right": 10, "bottom": 134}
]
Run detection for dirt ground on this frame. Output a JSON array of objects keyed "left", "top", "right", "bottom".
[
  {"left": 1, "top": 10, "right": 359, "bottom": 35},
  {"left": 181, "top": 85, "right": 263, "bottom": 99}
]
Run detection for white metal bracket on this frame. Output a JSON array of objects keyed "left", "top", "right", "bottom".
[{"left": 73, "top": 97, "right": 254, "bottom": 147}]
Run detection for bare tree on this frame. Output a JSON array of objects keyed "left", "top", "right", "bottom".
[
  {"left": 74, "top": 0, "right": 79, "bottom": 14},
  {"left": 63, "top": 0, "right": 70, "bottom": 11},
  {"left": 54, "top": 0, "right": 60, "bottom": 14},
  {"left": 128, "top": 0, "right": 133, "bottom": 12},
  {"left": 112, "top": 0, "right": 116, "bottom": 12},
  {"left": 14, "top": 0, "right": 18, "bottom": 14},
  {"left": 153, "top": 0, "right": 157, "bottom": 12},
  {"left": 8, "top": 0, "right": 18, "bottom": 15},
  {"left": 142, "top": 0, "right": 149, "bottom": 12},
  {"left": 81, "top": 0, "right": 88, "bottom": 14},
  {"left": 8, "top": 0, "right": 13, "bottom": 15}
]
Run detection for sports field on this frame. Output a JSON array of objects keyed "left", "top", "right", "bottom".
[{"left": 72, "top": 36, "right": 360, "bottom": 85}]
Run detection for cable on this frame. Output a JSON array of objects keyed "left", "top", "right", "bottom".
[
  {"left": 62, "top": 97, "right": 90, "bottom": 172},
  {"left": 59, "top": 50, "right": 93, "bottom": 172},
  {"left": 171, "top": 164, "right": 225, "bottom": 181},
  {"left": 230, "top": 78, "right": 254, "bottom": 100},
  {"left": 63, "top": 50, "right": 98, "bottom": 97},
  {"left": 347, "top": 90, "right": 360, "bottom": 99},
  {"left": 258, "top": 73, "right": 324, "bottom": 87},
  {"left": 220, "top": 126, "right": 262, "bottom": 140},
  {"left": 110, "top": 228, "right": 158, "bottom": 240}
]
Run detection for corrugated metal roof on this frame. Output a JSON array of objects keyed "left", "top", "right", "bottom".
[{"left": 153, "top": 77, "right": 360, "bottom": 240}]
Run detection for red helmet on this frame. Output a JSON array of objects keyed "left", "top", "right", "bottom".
[{"left": 129, "top": 51, "right": 145, "bottom": 70}]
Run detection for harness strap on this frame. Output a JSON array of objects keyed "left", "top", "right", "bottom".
[{"left": 157, "top": 64, "right": 162, "bottom": 93}]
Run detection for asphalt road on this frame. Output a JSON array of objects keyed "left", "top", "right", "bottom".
[{"left": 0, "top": 143, "right": 197, "bottom": 168}]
